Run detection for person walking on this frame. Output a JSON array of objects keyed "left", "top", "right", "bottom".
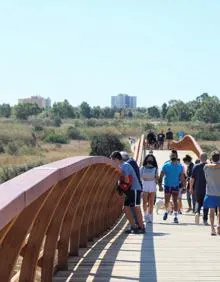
[
  {"left": 203, "top": 151, "right": 220, "bottom": 236},
  {"left": 140, "top": 154, "right": 158, "bottom": 223},
  {"left": 165, "top": 128, "right": 174, "bottom": 150},
  {"left": 157, "top": 130, "right": 165, "bottom": 150},
  {"left": 158, "top": 150, "right": 186, "bottom": 223},
  {"left": 110, "top": 151, "right": 145, "bottom": 234},
  {"left": 177, "top": 158, "right": 185, "bottom": 214},
  {"left": 190, "top": 153, "right": 209, "bottom": 225},
  {"left": 146, "top": 130, "right": 157, "bottom": 150},
  {"left": 183, "top": 154, "right": 195, "bottom": 212}
]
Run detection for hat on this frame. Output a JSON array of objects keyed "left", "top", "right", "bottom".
[{"left": 120, "top": 151, "right": 129, "bottom": 161}]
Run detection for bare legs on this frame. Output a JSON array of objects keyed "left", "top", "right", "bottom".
[
  {"left": 143, "top": 192, "right": 155, "bottom": 223},
  {"left": 210, "top": 207, "right": 220, "bottom": 235}
]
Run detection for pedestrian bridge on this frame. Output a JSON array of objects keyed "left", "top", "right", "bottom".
[{"left": 0, "top": 135, "right": 219, "bottom": 282}]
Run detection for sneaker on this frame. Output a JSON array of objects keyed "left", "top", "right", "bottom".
[
  {"left": 203, "top": 220, "right": 209, "bottom": 226},
  {"left": 217, "top": 226, "right": 220, "bottom": 235},
  {"left": 178, "top": 210, "right": 182, "bottom": 215},
  {"left": 144, "top": 214, "right": 149, "bottom": 223},
  {"left": 211, "top": 228, "right": 217, "bottom": 236},
  {"left": 134, "top": 226, "right": 146, "bottom": 234},
  {"left": 147, "top": 214, "right": 153, "bottom": 224},
  {"left": 174, "top": 217, "right": 179, "bottom": 224},
  {"left": 124, "top": 226, "right": 135, "bottom": 234},
  {"left": 195, "top": 213, "right": 200, "bottom": 225},
  {"left": 186, "top": 208, "right": 192, "bottom": 213},
  {"left": 163, "top": 212, "right": 168, "bottom": 221}
]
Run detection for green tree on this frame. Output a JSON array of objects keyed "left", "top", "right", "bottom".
[
  {"left": 147, "top": 106, "right": 161, "bottom": 119},
  {"left": 161, "top": 103, "right": 168, "bottom": 119},
  {"left": 166, "top": 107, "right": 178, "bottom": 122},
  {"left": 90, "top": 133, "right": 124, "bottom": 157},
  {"left": 194, "top": 96, "right": 220, "bottom": 123},
  {"left": 167, "top": 100, "right": 193, "bottom": 121},
  {"left": 0, "top": 104, "right": 11, "bottom": 118},
  {"left": 80, "top": 102, "right": 91, "bottom": 118},
  {"left": 127, "top": 111, "right": 133, "bottom": 118},
  {"left": 102, "top": 107, "right": 115, "bottom": 118},
  {"left": 52, "top": 100, "right": 75, "bottom": 119},
  {"left": 92, "top": 106, "right": 102, "bottom": 118},
  {"left": 14, "top": 103, "right": 42, "bottom": 120}
]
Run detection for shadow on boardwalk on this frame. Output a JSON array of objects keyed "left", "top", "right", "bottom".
[{"left": 59, "top": 217, "right": 169, "bottom": 282}]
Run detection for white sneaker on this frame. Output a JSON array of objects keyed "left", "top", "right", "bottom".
[
  {"left": 144, "top": 213, "right": 149, "bottom": 223},
  {"left": 148, "top": 214, "right": 153, "bottom": 223},
  {"left": 195, "top": 213, "right": 200, "bottom": 225}
]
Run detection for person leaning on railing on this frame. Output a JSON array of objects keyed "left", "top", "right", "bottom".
[{"left": 110, "top": 151, "right": 145, "bottom": 234}]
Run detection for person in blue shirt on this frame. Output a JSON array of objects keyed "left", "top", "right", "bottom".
[
  {"left": 111, "top": 151, "right": 145, "bottom": 234},
  {"left": 158, "top": 150, "right": 186, "bottom": 223}
]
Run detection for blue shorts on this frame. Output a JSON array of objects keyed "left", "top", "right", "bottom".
[
  {"left": 164, "top": 186, "right": 179, "bottom": 194},
  {"left": 203, "top": 194, "right": 220, "bottom": 209}
]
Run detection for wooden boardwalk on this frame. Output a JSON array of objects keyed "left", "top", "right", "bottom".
[
  {"left": 53, "top": 150, "right": 220, "bottom": 282},
  {"left": 53, "top": 202, "right": 220, "bottom": 282}
]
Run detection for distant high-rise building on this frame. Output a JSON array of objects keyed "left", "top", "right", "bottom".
[
  {"left": 111, "top": 94, "right": 137, "bottom": 109},
  {"left": 18, "top": 96, "right": 51, "bottom": 108}
]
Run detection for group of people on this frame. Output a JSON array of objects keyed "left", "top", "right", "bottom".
[
  {"left": 145, "top": 128, "right": 174, "bottom": 150},
  {"left": 110, "top": 149, "right": 220, "bottom": 236}
]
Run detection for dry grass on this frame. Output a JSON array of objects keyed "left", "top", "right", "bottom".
[
  {"left": 42, "top": 140, "right": 90, "bottom": 163},
  {"left": 199, "top": 140, "right": 220, "bottom": 149},
  {"left": 0, "top": 141, "right": 90, "bottom": 168}
]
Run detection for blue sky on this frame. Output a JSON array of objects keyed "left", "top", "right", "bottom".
[{"left": 0, "top": 1, "right": 220, "bottom": 107}]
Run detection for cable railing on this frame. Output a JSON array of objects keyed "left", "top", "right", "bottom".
[{"left": 0, "top": 156, "right": 123, "bottom": 282}]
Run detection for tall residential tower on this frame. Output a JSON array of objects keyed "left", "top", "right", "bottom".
[{"left": 111, "top": 94, "right": 137, "bottom": 109}]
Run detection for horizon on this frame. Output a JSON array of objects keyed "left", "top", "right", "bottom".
[
  {"left": 1, "top": 92, "right": 212, "bottom": 108},
  {"left": 1, "top": 1, "right": 220, "bottom": 107}
]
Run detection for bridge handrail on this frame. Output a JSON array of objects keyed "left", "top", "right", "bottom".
[
  {"left": 171, "top": 134, "right": 203, "bottom": 158},
  {"left": 0, "top": 156, "right": 122, "bottom": 282},
  {"left": 133, "top": 134, "right": 145, "bottom": 166}
]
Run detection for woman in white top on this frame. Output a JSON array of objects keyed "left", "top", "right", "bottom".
[{"left": 140, "top": 154, "right": 158, "bottom": 223}]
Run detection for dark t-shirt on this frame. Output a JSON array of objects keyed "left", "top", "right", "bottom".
[
  {"left": 147, "top": 133, "right": 156, "bottom": 142},
  {"left": 186, "top": 162, "right": 194, "bottom": 189},
  {"left": 158, "top": 133, "right": 165, "bottom": 142},
  {"left": 166, "top": 131, "right": 173, "bottom": 140},
  {"left": 191, "top": 163, "right": 206, "bottom": 198}
]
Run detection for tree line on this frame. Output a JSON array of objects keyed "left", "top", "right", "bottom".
[{"left": 1, "top": 93, "right": 220, "bottom": 123}]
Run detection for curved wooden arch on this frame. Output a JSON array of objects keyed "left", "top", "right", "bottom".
[
  {"left": 0, "top": 156, "right": 121, "bottom": 282},
  {"left": 171, "top": 134, "right": 203, "bottom": 157}
]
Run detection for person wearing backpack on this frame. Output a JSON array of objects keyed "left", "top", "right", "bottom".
[
  {"left": 111, "top": 151, "right": 145, "bottom": 234},
  {"left": 140, "top": 154, "right": 158, "bottom": 223}
]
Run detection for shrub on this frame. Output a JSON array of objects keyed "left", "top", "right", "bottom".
[
  {"left": 66, "top": 126, "right": 85, "bottom": 140},
  {"left": 143, "top": 123, "right": 155, "bottom": 131},
  {"left": 6, "top": 141, "right": 19, "bottom": 155},
  {"left": 201, "top": 144, "right": 219, "bottom": 155},
  {"left": 195, "top": 131, "right": 220, "bottom": 141},
  {"left": 44, "top": 132, "right": 68, "bottom": 144},
  {"left": 86, "top": 119, "right": 96, "bottom": 127},
  {"left": 90, "top": 133, "right": 125, "bottom": 157},
  {"left": 212, "top": 123, "right": 220, "bottom": 131},
  {"left": 0, "top": 141, "right": 4, "bottom": 153},
  {"left": 0, "top": 161, "right": 45, "bottom": 183},
  {"left": 34, "top": 125, "right": 44, "bottom": 132},
  {"left": 53, "top": 116, "right": 62, "bottom": 127}
]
